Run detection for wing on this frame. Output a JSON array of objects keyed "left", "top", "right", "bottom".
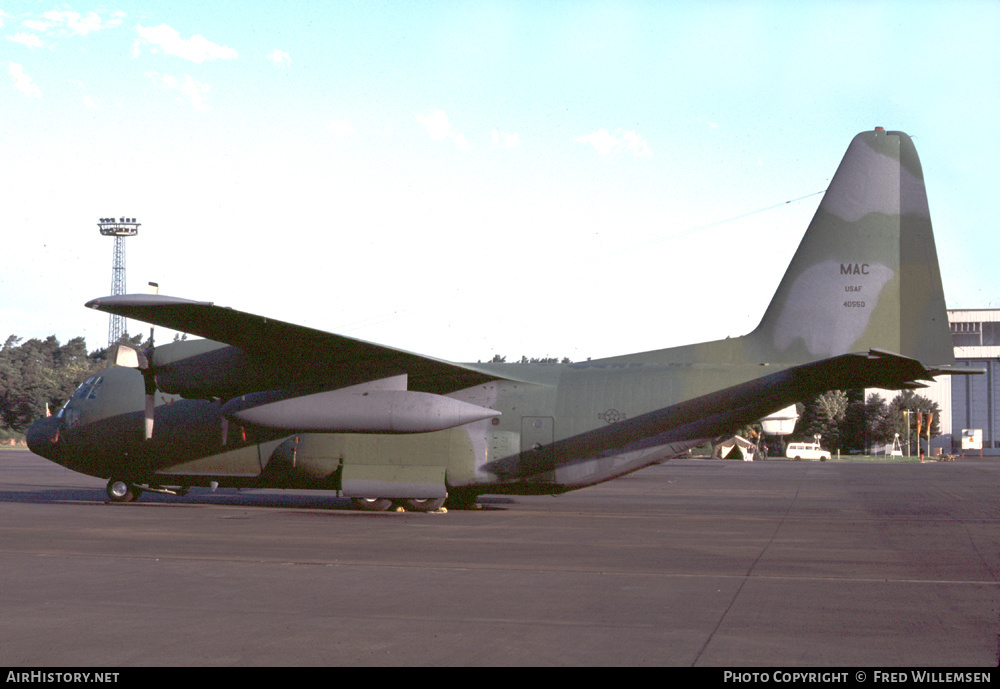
[{"left": 86, "top": 294, "right": 505, "bottom": 395}]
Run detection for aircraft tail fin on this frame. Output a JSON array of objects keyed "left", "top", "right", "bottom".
[{"left": 747, "top": 128, "right": 954, "bottom": 368}]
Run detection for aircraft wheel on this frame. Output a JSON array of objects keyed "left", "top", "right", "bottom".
[
  {"left": 350, "top": 497, "right": 393, "bottom": 512},
  {"left": 107, "top": 479, "right": 142, "bottom": 503},
  {"left": 396, "top": 497, "right": 446, "bottom": 512}
]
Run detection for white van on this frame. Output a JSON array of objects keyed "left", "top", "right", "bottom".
[{"left": 785, "top": 442, "right": 831, "bottom": 461}]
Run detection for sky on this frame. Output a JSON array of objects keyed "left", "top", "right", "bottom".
[{"left": 2, "top": 1, "right": 999, "bottom": 363}]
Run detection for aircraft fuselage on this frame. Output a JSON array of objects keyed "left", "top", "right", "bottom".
[{"left": 30, "top": 353, "right": 779, "bottom": 501}]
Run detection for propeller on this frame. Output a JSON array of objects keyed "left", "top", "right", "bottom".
[
  {"left": 143, "top": 281, "right": 158, "bottom": 440},
  {"left": 142, "top": 359, "right": 156, "bottom": 440},
  {"left": 110, "top": 342, "right": 157, "bottom": 440},
  {"left": 110, "top": 281, "right": 160, "bottom": 440}
]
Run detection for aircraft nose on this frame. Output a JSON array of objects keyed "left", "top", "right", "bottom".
[{"left": 26, "top": 416, "right": 62, "bottom": 459}]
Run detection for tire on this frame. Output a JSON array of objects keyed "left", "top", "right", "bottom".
[
  {"left": 107, "top": 478, "right": 142, "bottom": 503},
  {"left": 350, "top": 497, "right": 393, "bottom": 512},
  {"left": 396, "top": 497, "right": 446, "bottom": 513}
]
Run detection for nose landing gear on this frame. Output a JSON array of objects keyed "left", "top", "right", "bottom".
[{"left": 106, "top": 478, "right": 142, "bottom": 503}]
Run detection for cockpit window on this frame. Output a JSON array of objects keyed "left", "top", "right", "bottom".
[
  {"left": 71, "top": 377, "right": 103, "bottom": 400},
  {"left": 62, "top": 406, "right": 81, "bottom": 429}
]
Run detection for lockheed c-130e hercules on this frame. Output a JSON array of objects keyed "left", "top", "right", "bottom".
[{"left": 28, "top": 129, "right": 963, "bottom": 512}]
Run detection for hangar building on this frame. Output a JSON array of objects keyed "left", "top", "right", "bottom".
[
  {"left": 947, "top": 309, "right": 1000, "bottom": 455},
  {"left": 865, "top": 309, "right": 998, "bottom": 456}
]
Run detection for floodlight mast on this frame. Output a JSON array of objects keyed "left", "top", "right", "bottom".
[{"left": 97, "top": 217, "right": 141, "bottom": 347}]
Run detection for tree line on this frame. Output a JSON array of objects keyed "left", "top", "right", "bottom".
[{"left": 786, "top": 388, "right": 942, "bottom": 455}]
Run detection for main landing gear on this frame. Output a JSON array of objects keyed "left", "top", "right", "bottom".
[
  {"left": 350, "top": 497, "right": 447, "bottom": 513},
  {"left": 104, "top": 478, "right": 446, "bottom": 513}
]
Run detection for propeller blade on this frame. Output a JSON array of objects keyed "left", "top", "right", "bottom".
[
  {"left": 141, "top": 350, "right": 157, "bottom": 441},
  {"left": 145, "top": 393, "right": 155, "bottom": 440}
]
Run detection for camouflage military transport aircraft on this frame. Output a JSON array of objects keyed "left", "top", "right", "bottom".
[{"left": 27, "top": 129, "right": 960, "bottom": 511}]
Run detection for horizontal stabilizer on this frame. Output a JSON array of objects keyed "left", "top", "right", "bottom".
[{"left": 759, "top": 405, "right": 799, "bottom": 435}]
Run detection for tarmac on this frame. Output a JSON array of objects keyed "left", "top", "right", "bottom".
[{"left": 1, "top": 447, "right": 997, "bottom": 667}]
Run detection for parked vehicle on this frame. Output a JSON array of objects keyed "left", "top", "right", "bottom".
[{"left": 785, "top": 442, "right": 831, "bottom": 461}]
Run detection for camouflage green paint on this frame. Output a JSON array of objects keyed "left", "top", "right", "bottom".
[{"left": 28, "top": 130, "right": 960, "bottom": 507}]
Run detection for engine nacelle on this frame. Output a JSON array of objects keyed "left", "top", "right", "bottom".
[{"left": 149, "top": 340, "right": 277, "bottom": 399}]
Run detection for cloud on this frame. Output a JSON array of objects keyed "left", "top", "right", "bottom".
[
  {"left": 6, "top": 33, "right": 43, "bottom": 48},
  {"left": 267, "top": 49, "right": 291, "bottom": 66},
  {"left": 8, "top": 8, "right": 123, "bottom": 46},
  {"left": 576, "top": 129, "right": 617, "bottom": 155},
  {"left": 136, "top": 24, "right": 238, "bottom": 63},
  {"left": 8, "top": 62, "right": 41, "bottom": 99},
  {"left": 146, "top": 72, "right": 211, "bottom": 111},
  {"left": 23, "top": 9, "right": 123, "bottom": 36},
  {"left": 41, "top": 10, "right": 107, "bottom": 35},
  {"left": 416, "top": 109, "right": 470, "bottom": 151},
  {"left": 491, "top": 129, "right": 521, "bottom": 148},
  {"left": 576, "top": 128, "right": 652, "bottom": 158},
  {"left": 417, "top": 109, "right": 451, "bottom": 141},
  {"left": 620, "top": 130, "right": 652, "bottom": 158}
]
